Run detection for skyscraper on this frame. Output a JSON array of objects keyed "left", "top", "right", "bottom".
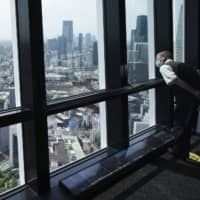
[
  {"left": 135, "top": 15, "right": 148, "bottom": 43},
  {"left": 62, "top": 20, "right": 73, "bottom": 57},
  {"left": 175, "top": 4, "right": 184, "bottom": 62},
  {"left": 0, "top": 127, "right": 9, "bottom": 156},
  {"left": 130, "top": 29, "right": 136, "bottom": 50},
  {"left": 58, "top": 36, "right": 67, "bottom": 60},
  {"left": 47, "top": 38, "right": 58, "bottom": 51},
  {"left": 92, "top": 41, "right": 98, "bottom": 66},
  {"left": 85, "top": 33, "right": 92, "bottom": 51},
  {"left": 128, "top": 61, "right": 148, "bottom": 84},
  {"left": 9, "top": 127, "right": 19, "bottom": 168},
  {"left": 78, "top": 33, "right": 83, "bottom": 67},
  {"left": 127, "top": 15, "right": 148, "bottom": 84},
  {"left": 134, "top": 42, "right": 148, "bottom": 63},
  {"left": 78, "top": 33, "right": 83, "bottom": 53}
]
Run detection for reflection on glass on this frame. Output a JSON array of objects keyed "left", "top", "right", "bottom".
[
  {"left": 126, "top": 0, "right": 155, "bottom": 136},
  {"left": 0, "top": 1, "right": 20, "bottom": 111},
  {"left": 42, "top": 0, "right": 105, "bottom": 101},
  {"left": 0, "top": 124, "right": 24, "bottom": 194},
  {"left": 173, "top": 0, "right": 185, "bottom": 62},
  {"left": 128, "top": 90, "right": 155, "bottom": 136},
  {"left": 48, "top": 103, "right": 107, "bottom": 171},
  {"left": 126, "top": 0, "right": 155, "bottom": 84}
]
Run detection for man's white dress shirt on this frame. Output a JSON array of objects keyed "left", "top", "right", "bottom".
[{"left": 159, "top": 59, "right": 178, "bottom": 85}]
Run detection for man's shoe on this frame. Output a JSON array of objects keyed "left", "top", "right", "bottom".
[
  {"left": 189, "top": 152, "right": 200, "bottom": 162},
  {"left": 182, "top": 152, "right": 200, "bottom": 167}
]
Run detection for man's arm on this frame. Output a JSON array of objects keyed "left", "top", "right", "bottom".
[
  {"left": 159, "top": 64, "right": 200, "bottom": 99},
  {"left": 173, "top": 78, "right": 200, "bottom": 99}
]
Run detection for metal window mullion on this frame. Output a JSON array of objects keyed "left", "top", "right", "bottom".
[
  {"left": 103, "top": 0, "right": 129, "bottom": 149},
  {"left": 26, "top": 0, "right": 49, "bottom": 193},
  {"left": 185, "top": 0, "right": 200, "bottom": 66},
  {"left": 16, "top": 0, "right": 50, "bottom": 194},
  {"left": 154, "top": 0, "right": 174, "bottom": 127}
]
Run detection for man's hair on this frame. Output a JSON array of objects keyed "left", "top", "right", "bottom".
[{"left": 157, "top": 50, "right": 172, "bottom": 59}]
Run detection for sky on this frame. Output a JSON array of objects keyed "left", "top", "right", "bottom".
[
  {"left": 126, "top": 0, "right": 147, "bottom": 40},
  {"left": 0, "top": 0, "right": 183, "bottom": 41},
  {"left": 0, "top": 0, "right": 99, "bottom": 40},
  {"left": 42, "top": 0, "right": 98, "bottom": 39},
  {"left": 0, "top": 1, "right": 12, "bottom": 40},
  {"left": 0, "top": 0, "right": 147, "bottom": 40}
]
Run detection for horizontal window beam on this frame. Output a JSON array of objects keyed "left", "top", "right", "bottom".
[
  {"left": 0, "top": 185, "right": 30, "bottom": 200},
  {"left": 47, "top": 79, "right": 164, "bottom": 115},
  {"left": 0, "top": 79, "right": 165, "bottom": 127},
  {"left": 0, "top": 107, "right": 32, "bottom": 128}
]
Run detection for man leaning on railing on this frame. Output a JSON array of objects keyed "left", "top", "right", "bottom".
[{"left": 155, "top": 50, "right": 200, "bottom": 165}]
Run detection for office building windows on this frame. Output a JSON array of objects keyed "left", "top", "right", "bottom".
[
  {"left": 0, "top": 1, "right": 20, "bottom": 111},
  {"left": 0, "top": 124, "right": 24, "bottom": 194},
  {"left": 48, "top": 102, "right": 107, "bottom": 171},
  {"left": 128, "top": 90, "right": 155, "bottom": 136},
  {"left": 126, "top": 0, "right": 155, "bottom": 84},
  {"left": 126, "top": 0, "right": 155, "bottom": 136},
  {"left": 41, "top": 0, "right": 105, "bottom": 101},
  {"left": 173, "top": 0, "right": 185, "bottom": 62}
]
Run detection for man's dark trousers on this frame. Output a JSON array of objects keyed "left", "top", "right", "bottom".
[{"left": 173, "top": 87, "right": 198, "bottom": 158}]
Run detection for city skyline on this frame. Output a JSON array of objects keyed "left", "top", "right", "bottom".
[{"left": 0, "top": 0, "right": 185, "bottom": 195}]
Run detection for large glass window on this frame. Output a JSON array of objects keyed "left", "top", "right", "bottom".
[
  {"left": 0, "top": 1, "right": 20, "bottom": 111},
  {"left": 128, "top": 90, "right": 155, "bottom": 136},
  {"left": 48, "top": 102, "right": 107, "bottom": 171},
  {"left": 173, "top": 0, "right": 185, "bottom": 62},
  {"left": 0, "top": 1, "right": 24, "bottom": 195},
  {"left": 126, "top": 0, "right": 155, "bottom": 84},
  {"left": 0, "top": 124, "right": 24, "bottom": 194},
  {"left": 42, "top": 0, "right": 105, "bottom": 101},
  {"left": 126, "top": 0, "right": 155, "bottom": 136}
]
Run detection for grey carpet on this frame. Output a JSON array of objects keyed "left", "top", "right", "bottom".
[{"left": 93, "top": 136, "right": 200, "bottom": 200}]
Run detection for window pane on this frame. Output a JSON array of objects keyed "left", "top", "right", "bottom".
[
  {"left": 126, "top": 0, "right": 155, "bottom": 84},
  {"left": 126, "top": 0, "right": 155, "bottom": 136},
  {"left": 173, "top": 0, "right": 185, "bottom": 62},
  {"left": 48, "top": 102, "right": 107, "bottom": 171},
  {"left": 0, "top": 1, "right": 20, "bottom": 111},
  {"left": 0, "top": 124, "right": 24, "bottom": 194},
  {"left": 42, "top": 0, "right": 105, "bottom": 101},
  {"left": 129, "top": 90, "right": 155, "bottom": 136}
]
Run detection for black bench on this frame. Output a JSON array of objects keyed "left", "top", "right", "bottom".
[{"left": 60, "top": 127, "right": 175, "bottom": 198}]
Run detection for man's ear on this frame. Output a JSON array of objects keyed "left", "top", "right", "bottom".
[{"left": 161, "top": 56, "right": 167, "bottom": 62}]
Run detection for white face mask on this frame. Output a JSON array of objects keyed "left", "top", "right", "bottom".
[{"left": 155, "top": 60, "right": 164, "bottom": 68}]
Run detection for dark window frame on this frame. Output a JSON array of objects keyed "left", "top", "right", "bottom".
[{"left": 154, "top": 0, "right": 174, "bottom": 127}]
